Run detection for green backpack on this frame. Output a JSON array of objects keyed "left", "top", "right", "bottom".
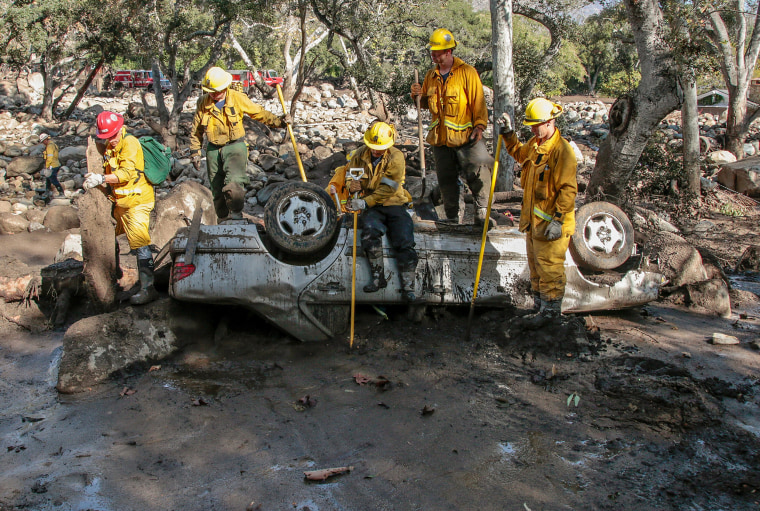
[{"left": 138, "top": 136, "right": 172, "bottom": 185}]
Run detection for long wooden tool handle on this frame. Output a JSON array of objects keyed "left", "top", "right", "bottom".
[
  {"left": 414, "top": 70, "right": 426, "bottom": 188},
  {"left": 276, "top": 85, "right": 307, "bottom": 182}
]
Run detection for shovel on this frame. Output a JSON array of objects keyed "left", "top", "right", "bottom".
[
  {"left": 275, "top": 84, "right": 307, "bottom": 182},
  {"left": 465, "top": 135, "right": 502, "bottom": 342}
]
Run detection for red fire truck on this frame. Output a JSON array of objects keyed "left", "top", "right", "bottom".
[
  {"left": 113, "top": 70, "right": 171, "bottom": 90},
  {"left": 229, "top": 69, "right": 284, "bottom": 92}
]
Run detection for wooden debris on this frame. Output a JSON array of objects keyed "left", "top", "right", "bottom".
[{"left": 304, "top": 466, "right": 353, "bottom": 481}]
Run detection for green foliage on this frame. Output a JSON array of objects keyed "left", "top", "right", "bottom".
[
  {"left": 567, "top": 392, "right": 580, "bottom": 407},
  {"left": 719, "top": 203, "right": 746, "bottom": 217},
  {"left": 597, "top": 69, "right": 641, "bottom": 98},
  {"left": 568, "top": 5, "right": 638, "bottom": 96}
]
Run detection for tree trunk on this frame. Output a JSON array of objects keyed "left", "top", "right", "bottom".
[
  {"left": 586, "top": 0, "right": 682, "bottom": 203},
  {"left": 40, "top": 60, "right": 54, "bottom": 121},
  {"left": 491, "top": 0, "right": 516, "bottom": 193},
  {"left": 681, "top": 74, "right": 701, "bottom": 196},
  {"left": 62, "top": 59, "right": 104, "bottom": 120},
  {"left": 80, "top": 137, "right": 118, "bottom": 310},
  {"left": 705, "top": 1, "right": 760, "bottom": 160},
  {"left": 726, "top": 88, "right": 748, "bottom": 158}
]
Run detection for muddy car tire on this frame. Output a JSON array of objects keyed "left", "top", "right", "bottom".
[
  {"left": 570, "top": 201, "right": 634, "bottom": 271},
  {"left": 264, "top": 181, "right": 338, "bottom": 256}
]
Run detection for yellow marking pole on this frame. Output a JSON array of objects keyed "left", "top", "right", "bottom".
[
  {"left": 465, "top": 135, "right": 503, "bottom": 342},
  {"left": 275, "top": 84, "right": 307, "bottom": 182},
  {"left": 350, "top": 206, "right": 358, "bottom": 348}
]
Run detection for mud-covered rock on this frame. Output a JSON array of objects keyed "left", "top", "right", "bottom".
[
  {"left": 6, "top": 155, "right": 43, "bottom": 177},
  {"left": 735, "top": 245, "right": 760, "bottom": 272},
  {"left": 0, "top": 212, "right": 30, "bottom": 234},
  {"left": 57, "top": 298, "right": 217, "bottom": 393},
  {"left": 685, "top": 278, "right": 732, "bottom": 318},
  {"left": 43, "top": 205, "right": 80, "bottom": 232},
  {"left": 644, "top": 232, "right": 707, "bottom": 287},
  {"left": 150, "top": 180, "right": 215, "bottom": 250}
]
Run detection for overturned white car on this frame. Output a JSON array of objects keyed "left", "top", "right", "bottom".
[{"left": 168, "top": 182, "right": 662, "bottom": 341}]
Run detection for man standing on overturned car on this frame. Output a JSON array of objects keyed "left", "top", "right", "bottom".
[
  {"left": 410, "top": 28, "right": 494, "bottom": 229},
  {"left": 189, "top": 66, "right": 290, "bottom": 222},
  {"left": 328, "top": 122, "right": 419, "bottom": 302},
  {"left": 500, "top": 98, "right": 578, "bottom": 328}
]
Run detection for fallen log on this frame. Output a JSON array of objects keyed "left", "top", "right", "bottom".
[{"left": 0, "top": 275, "right": 34, "bottom": 302}]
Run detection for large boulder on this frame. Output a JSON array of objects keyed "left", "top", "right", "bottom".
[
  {"left": 43, "top": 205, "right": 80, "bottom": 232},
  {"left": 716, "top": 156, "right": 760, "bottom": 197},
  {"left": 56, "top": 299, "right": 217, "bottom": 393},
  {"left": 6, "top": 155, "right": 44, "bottom": 177},
  {"left": 55, "top": 233, "right": 83, "bottom": 262},
  {"left": 58, "top": 145, "right": 87, "bottom": 163},
  {"left": 150, "top": 180, "right": 215, "bottom": 250},
  {"left": 685, "top": 278, "right": 732, "bottom": 318},
  {"left": 0, "top": 212, "right": 30, "bottom": 234},
  {"left": 644, "top": 232, "right": 708, "bottom": 287}
]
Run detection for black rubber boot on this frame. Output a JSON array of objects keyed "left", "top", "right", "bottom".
[
  {"left": 474, "top": 207, "right": 496, "bottom": 231},
  {"left": 130, "top": 258, "right": 158, "bottom": 305},
  {"left": 222, "top": 183, "right": 245, "bottom": 221},
  {"left": 398, "top": 263, "right": 418, "bottom": 302},
  {"left": 520, "top": 299, "right": 562, "bottom": 330},
  {"left": 363, "top": 255, "right": 387, "bottom": 293},
  {"left": 531, "top": 292, "right": 541, "bottom": 312}
]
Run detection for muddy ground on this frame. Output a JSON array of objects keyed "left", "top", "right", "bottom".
[{"left": 1, "top": 204, "right": 760, "bottom": 511}]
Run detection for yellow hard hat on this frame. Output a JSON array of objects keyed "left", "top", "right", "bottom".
[
  {"left": 428, "top": 28, "right": 457, "bottom": 51},
  {"left": 364, "top": 122, "right": 395, "bottom": 150},
  {"left": 523, "top": 98, "right": 564, "bottom": 125},
  {"left": 202, "top": 67, "right": 232, "bottom": 93}
]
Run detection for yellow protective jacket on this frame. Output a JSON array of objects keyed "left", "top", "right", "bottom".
[
  {"left": 102, "top": 128, "right": 155, "bottom": 209},
  {"left": 189, "top": 89, "right": 283, "bottom": 152},
  {"left": 43, "top": 142, "right": 60, "bottom": 168},
  {"left": 327, "top": 146, "right": 411, "bottom": 212},
  {"left": 420, "top": 57, "right": 489, "bottom": 148},
  {"left": 503, "top": 129, "right": 577, "bottom": 240}
]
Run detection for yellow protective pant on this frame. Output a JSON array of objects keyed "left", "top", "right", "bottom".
[
  {"left": 113, "top": 202, "right": 154, "bottom": 249},
  {"left": 526, "top": 231, "right": 571, "bottom": 301}
]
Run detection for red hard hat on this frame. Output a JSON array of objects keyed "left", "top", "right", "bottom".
[{"left": 96, "top": 111, "right": 124, "bottom": 139}]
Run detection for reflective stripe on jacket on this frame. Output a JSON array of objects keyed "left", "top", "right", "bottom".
[
  {"left": 327, "top": 146, "right": 411, "bottom": 209},
  {"left": 503, "top": 129, "right": 577, "bottom": 239},
  {"left": 103, "top": 128, "right": 155, "bottom": 209},
  {"left": 43, "top": 142, "right": 60, "bottom": 168},
  {"left": 420, "top": 57, "right": 488, "bottom": 148},
  {"left": 189, "top": 89, "right": 282, "bottom": 151}
]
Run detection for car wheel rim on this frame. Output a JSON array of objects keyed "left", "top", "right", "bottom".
[
  {"left": 276, "top": 191, "right": 327, "bottom": 237},
  {"left": 583, "top": 213, "right": 625, "bottom": 255}
]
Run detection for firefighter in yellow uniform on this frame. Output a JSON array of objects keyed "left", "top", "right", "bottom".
[
  {"left": 410, "top": 28, "right": 494, "bottom": 228},
  {"left": 189, "top": 66, "right": 289, "bottom": 222},
  {"left": 39, "top": 133, "right": 64, "bottom": 197},
  {"left": 500, "top": 98, "right": 577, "bottom": 327},
  {"left": 84, "top": 111, "right": 158, "bottom": 305},
  {"left": 328, "top": 122, "right": 419, "bottom": 301}
]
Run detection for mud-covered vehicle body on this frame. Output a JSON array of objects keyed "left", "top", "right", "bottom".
[{"left": 168, "top": 182, "right": 662, "bottom": 341}]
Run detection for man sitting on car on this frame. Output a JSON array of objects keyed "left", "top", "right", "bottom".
[{"left": 327, "top": 121, "right": 419, "bottom": 301}]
